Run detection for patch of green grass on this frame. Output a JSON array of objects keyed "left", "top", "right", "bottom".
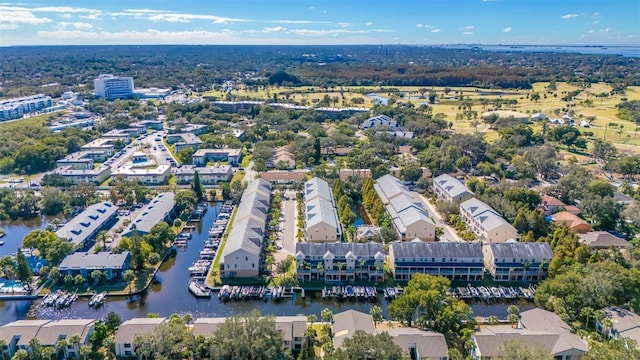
[
  {"left": 0, "top": 113, "right": 54, "bottom": 130},
  {"left": 240, "top": 154, "right": 252, "bottom": 168},
  {"left": 207, "top": 204, "right": 239, "bottom": 287},
  {"left": 232, "top": 170, "right": 245, "bottom": 183}
]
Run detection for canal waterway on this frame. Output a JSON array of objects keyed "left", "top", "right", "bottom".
[
  {"left": 0, "top": 215, "right": 57, "bottom": 257},
  {"left": 0, "top": 202, "right": 532, "bottom": 325}
]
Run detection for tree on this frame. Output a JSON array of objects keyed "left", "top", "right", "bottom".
[
  {"left": 585, "top": 338, "right": 640, "bottom": 360},
  {"left": 105, "top": 311, "right": 122, "bottom": 333},
  {"left": 307, "top": 314, "right": 318, "bottom": 326},
  {"left": 314, "top": 137, "right": 321, "bottom": 164},
  {"left": 177, "top": 147, "right": 195, "bottom": 165},
  {"left": 230, "top": 179, "right": 246, "bottom": 203},
  {"left": 192, "top": 170, "right": 204, "bottom": 203},
  {"left": 495, "top": 339, "right": 553, "bottom": 360},
  {"left": 401, "top": 164, "right": 422, "bottom": 182},
  {"left": 148, "top": 252, "right": 161, "bottom": 266},
  {"left": 15, "top": 250, "right": 33, "bottom": 291},
  {"left": 487, "top": 315, "right": 499, "bottom": 325},
  {"left": 68, "top": 334, "right": 82, "bottom": 354},
  {"left": 91, "top": 269, "right": 104, "bottom": 285},
  {"left": 369, "top": 305, "right": 383, "bottom": 326},
  {"left": 79, "top": 345, "right": 92, "bottom": 360},
  {"left": 123, "top": 269, "right": 135, "bottom": 293},
  {"left": 207, "top": 310, "right": 293, "bottom": 359},
  {"left": 73, "top": 274, "right": 85, "bottom": 287},
  {"left": 40, "top": 346, "right": 56, "bottom": 360},
  {"left": 10, "top": 349, "right": 28, "bottom": 360},
  {"left": 327, "top": 331, "right": 405, "bottom": 360},
  {"left": 321, "top": 308, "right": 334, "bottom": 324}
]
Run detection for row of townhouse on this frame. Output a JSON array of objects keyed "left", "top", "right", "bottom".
[
  {"left": 432, "top": 174, "right": 474, "bottom": 203},
  {"left": 295, "top": 242, "right": 384, "bottom": 282},
  {"left": 387, "top": 240, "right": 554, "bottom": 282},
  {"left": 174, "top": 164, "right": 233, "bottom": 185},
  {"left": 374, "top": 175, "right": 436, "bottom": 241},
  {"left": 0, "top": 94, "right": 54, "bottom": 121},
  {"left": 219, "top": 179, "right": 272, "bottom": 278},
  {"left": 304, "top": 177, "right": 342, "bottom": 242},
  {"left": 165, "top": 132, "right": 203, "bottom": 153},
  {"left": 0, "top": 319, "right": 95, "bottom": 359},
  {"left": 55, "top": 201, "right": 118, "bottom": 248},
  {"left": 460, "top": 198, "right": 518, "bottom": 244}
]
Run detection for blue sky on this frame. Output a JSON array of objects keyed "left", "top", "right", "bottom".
[{"left": 0, "top": 0, "right": 638, "bottom": 46}]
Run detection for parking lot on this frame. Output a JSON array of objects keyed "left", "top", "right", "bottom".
[{"left": 105, "top": 130, "right": 178, "bottom": 172}]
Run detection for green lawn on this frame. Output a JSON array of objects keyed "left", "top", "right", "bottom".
[
  {"left": 207, "top": 204, "right": 239, "bottom": 287},
  {"left": 0, "top": 113, "right": 53, "bottom": 130}
]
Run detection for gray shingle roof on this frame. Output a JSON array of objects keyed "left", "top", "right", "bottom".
[
  {"left": 333, "top": 310, "right": 375, "bottom": 348},
  {"left": 304, "top": 177, "right": 334, "bottom": 203},
  {"left": 460, "top": 197, "right": 515, "bottom": 233},
  {"left": 305, "top": 197, "right": 340, "bottom": 229},
  {"left": 385, "top": 327, "right": 449, "bottom": 359},
  {"left": 34, "top": 319, "right": 96, "bottom": 346},
  {"left": 114, "top": 318, "right": 167, "bottom": 343},
  {"left": 222, "top": 179, "right": 271, "bottom": 259},
  {"left": 374, "top": 174, "right": 411, "bottom": 203},
  {"left": 519, "top": 308, "right": 588, "bottom": 353},
  {"left": 578, "top": 231, "right": 631, "bottom": 249},
  {"left": 56, "top": 202, "right": 117, "bottom": 246},
  {"left": 58, "top": 251, "right": 130, "bottom": 270},
  {"left": 488, "top": 242, "right": 554, "bottom": 261},
  {"left": 296, "top": 242, "right": 384, "bottom": 259},
  {"left": 603, "top": 306, "right": 640, "bottom": 342},
  {"left": 433, "top": 174, "right": 473, "bottom": 199},
  {"left": 391, "top": 241, "right": 483, "bottom": 260},
  {"left": 0, "top": 320, "right": 50, "bottom": 345},
  {"left": 123, "top": 192, "right": 175, "bottom": 235}
]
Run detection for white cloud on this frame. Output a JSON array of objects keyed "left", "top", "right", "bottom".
[
  {"left": 0, "top": 9, "right": 52, "bottom": 28},
  {"left": 431, "top": 29, "right": 440, "bottom": 33},
  {"left": 503, "top": 27, "right": 511, "bottom": 33},
  {"left": 290, "top": 28, "right": 390, "bottom": 36},
  {"left": 482, "top": 0, "right": 496, "bottom": 2},
  {"left": 57, "top": 21, "right": 93, "bottom": 30},
  {"left": 592, "top": 12, "right": 600, "bottom": 17},
  {"left": 561, "top": 13, "right": 579, "bottom": 19},
  {"left": 271, "top": 19, "right": 330, "bottom": 24},
  {"left": 463, "top": 31, "right": 473, "bottom": 35},
  {"left": 263, "top": 26, "right": 285, "bottom": 32},
  {"left": 337, "top": 22, "right": 351, "bottom": 28},
  {"left": 465, "top": 25, "right": 474, "bottom": 29},
  {"left": 588, "top": 29, "right": 595, "bottom": 33},
  {"left": 60, "top": 13, "right": 71, "bottom": 18},
  {"left": 600, "top": 27, "right": 611, "bottom": 33},
  {"left": 416, "top": 23, "right": 423, "bottom": 28},
  {"left": 34, "top": 28, "right": 242, "bottom": 44},
  {"left": 147, "top": 13, "right": 249, "bottom": 24},
  {"left": 81, "top": 12, "right": 101, "bottom": 20},
  {"left": 365, "top": 21, "right": 372, "bottom": 26},
  {"left": 308, "top": 6, "right": 315, "bottom": 11}
]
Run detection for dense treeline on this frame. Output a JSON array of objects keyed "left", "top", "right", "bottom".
[
  {"left": 297, "top": 65, "right": 538, "bottom": 88},
  {"left": 1, "top": 45, "right": 638, "bottom": 98}
]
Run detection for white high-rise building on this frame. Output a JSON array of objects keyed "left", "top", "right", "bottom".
[{"left": 94, "top": 74, "right": 134, "bottom": 100}]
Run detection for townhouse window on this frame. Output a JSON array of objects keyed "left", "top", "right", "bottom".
[{"left": 124, "top": 343, "right": 131, "bottom": 348}]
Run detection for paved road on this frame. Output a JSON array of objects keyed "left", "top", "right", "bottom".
[
  {"left": 417, "top": 193, "right": 464, "bottom": 242},
  {"left": 280, "top": 190, "right": 298, "bottom": 255},
  {"left": 243, "top": 161, "right": 256, "bottom": 183}
]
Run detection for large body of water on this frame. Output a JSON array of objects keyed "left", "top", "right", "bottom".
[
  {"left": 0, "top": 202, "right": 532, "bottom": 325},
  {"left": 438, "top": 44, "right": 640, "bottom": 58},
  {"left": 0, "top": 215, "right": 56, "bottom": 257}
]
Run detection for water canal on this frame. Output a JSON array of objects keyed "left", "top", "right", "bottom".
[{"left": 1, "top": 203, "right": 532, "bottom": 325}]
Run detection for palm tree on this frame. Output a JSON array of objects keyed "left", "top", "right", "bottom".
[
  {"left": 580, "top": 307, "right": 594, "bottom": 329},
  {"left": 0, "top": 339, "right": 8, "bottom": 360},
  {"left": 55, "top": 339, "right": 68, "bottom": 359},
  {"left": 601, "top": 318, "right": 613, "bottom": 340},
  {"left": 307, "top": 314, "right": 318, "bottom": 326},
  {"left": 538, "top": 259, "right": 548, "bottom": 280},
  {"left": 79, "top": 345, "right": 92, "bottom": 360},
  {"left": 40, "top": 346, "right": 55, "bottom": 360},
  {"left": 521, "top": 261, "right": 531, "bottom": 283},
  {"left": 507, "top": 313, "right": 519, "bottom": 328},
  {"left": 68, "top": 334, "right": 82, "bottom": 355},
  {"left": 487, "top": 315, "right": 499, "bottom": 325}
]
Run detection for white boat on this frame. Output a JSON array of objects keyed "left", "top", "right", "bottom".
[{"left": 188, "top": 281, "right": 211, "bottom": 297}]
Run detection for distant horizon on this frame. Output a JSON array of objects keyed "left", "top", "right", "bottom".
[{"left": 0, "top": 1, "right": 638, "bottom": 46}]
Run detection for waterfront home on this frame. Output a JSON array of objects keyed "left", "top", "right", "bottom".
[
  {"left": 386, "top": 327, "right": 449, "bottom": 360},
  {"left": 578, "top": 231, "right": 631, "bottom": 251},
  {"left": 597, "top": 307, "right": 640, "bottom": 345},
  {"left": 121, "top": 192, "right": 176, "bottom": 237},
  {"left": 333, "top": 310, "right": 375, "bottom": 349},
  {"left": 58, "top": 251, "right": 130, "bottom": 280},
  {"left": 295, "top": 242, "right": 384, "bottom": 282},
  {"left": 388, "top": 241, "right": 484, "bottom": 281},
  {"left": 339, "top": 168, "right": 371, "bottom": 180},
  {"left": 192, "top": 316, "right": 307, "bottom": 351},
  {"left": 472, "top": 308, "right": 588, "bottom": 359},
  {"left": 47, "top": 165, "right": 112, "bottom": 185},
  {"left": 220, "top": 179, "right": 271, "bottom": 278},
  {"left": 0, "top": 319, "right": 95, "bottom": 359},
  {"left": 114, "top": 318, "right": 167, "bottom": 358},
  {"left": 433, "top": 174, "right": 474, "bottom": 203},
  {"left": 174, "top": 165, "right": 233, "bottom": 185},
  {"left": 550, "top": 211, "right": 592, "bottom": 234},
  {"left": 55, "top": 201, "right": 118, "bottom": 248},
  {"left": 192, "top": 148, "right": 242, "bottom": 166},
  {"left": 374, "top": 175, "right": 436, "bottom": 241},
  {"left": 304, "top": 177, "right": 342, "bottom": 242},
  {"left": 482, "top": 242, "right": 554, "bottom": 282},
  {"left": 0, "top": 320, "right": 50, "bottom": 358},
  {"left": 459, "top": 198, "right": 518, "bottom": 243}
]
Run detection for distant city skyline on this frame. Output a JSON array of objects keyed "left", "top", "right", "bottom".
[{"left": 0, "top": 0, "right": 638, "bottom": 46}]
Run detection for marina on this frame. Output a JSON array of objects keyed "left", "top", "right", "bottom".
[
  {"left": 1, "top": 202, "right": 535, "bottom": 324},
  {"left": 453, "top": 285, "right": 536, "bottom": 301}
]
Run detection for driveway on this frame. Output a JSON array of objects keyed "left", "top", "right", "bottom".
[
  {"left": 417, "top": 193, "right": 464, "bottom": 242},
  {"left": 280, "top": 190, "right": 298, "bottom": 255}
]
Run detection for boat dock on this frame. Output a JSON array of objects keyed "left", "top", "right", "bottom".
[
  {"left": 321, "top": 285, "right": 380, "bottom": 301},
  {"left": 217, "top": 285, "right": 294, "bottom": 302},
  {"left": 452, "top": 285, "right": 536, "bottom": 301}
]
